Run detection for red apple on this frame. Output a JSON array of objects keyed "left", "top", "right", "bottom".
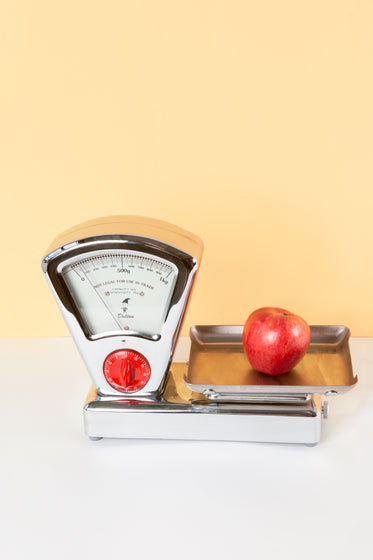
[{"left": 242, "top": 307, "right": 311, "bottom": 375}]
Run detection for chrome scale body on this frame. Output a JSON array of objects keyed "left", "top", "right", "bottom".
[
  {"left": 42, "top": 220, "right": 201, "bottom": 398},
  {"left": 42, "top": 216, "right": 331, "bottom": 445}
]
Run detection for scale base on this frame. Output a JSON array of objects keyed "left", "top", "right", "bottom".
[{"left": 83, "top": 365, "right": 324, "bottom": 445}]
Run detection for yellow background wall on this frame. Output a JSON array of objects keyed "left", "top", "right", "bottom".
[{"left": 1, "top": 1, "right": 372, "bottom": 337}]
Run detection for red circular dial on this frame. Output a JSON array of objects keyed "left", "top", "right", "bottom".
[{"left": 103, "top": 350, "right": 151, "bottom": 392}]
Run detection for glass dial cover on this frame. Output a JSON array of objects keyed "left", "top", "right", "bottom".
[{"left": 60, "top": 249, "right": 178, "bottom": 338}]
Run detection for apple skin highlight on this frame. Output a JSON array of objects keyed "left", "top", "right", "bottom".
[{"left": 242, "top": 307, "right": 311, "bottom": 375}]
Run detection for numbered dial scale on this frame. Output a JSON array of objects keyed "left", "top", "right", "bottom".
[{"left": 42, "top": 216, "right": 203, "bottom": 396}]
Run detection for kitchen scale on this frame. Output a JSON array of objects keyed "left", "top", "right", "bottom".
[{"left": 42, "top": 216, "right": 357, "bottom": 445}]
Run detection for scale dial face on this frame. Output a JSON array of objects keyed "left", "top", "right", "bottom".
[{"left": 59, "top": 249, "right": 178, "bottom": 338}]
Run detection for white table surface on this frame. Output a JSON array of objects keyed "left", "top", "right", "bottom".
[{"left": 1, "top": 336, "right": 372, "bottom": 560}]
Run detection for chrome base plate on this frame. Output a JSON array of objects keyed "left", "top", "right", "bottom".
[{"left": 83, "top": 365, "right": 323, "bottom": 445}]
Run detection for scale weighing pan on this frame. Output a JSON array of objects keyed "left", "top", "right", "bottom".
[{"left": 185, "top": 325, "right": 357, "bottom": 399}]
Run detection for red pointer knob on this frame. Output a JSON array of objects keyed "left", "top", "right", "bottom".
[{"left": 103, "top": 350, "right": 151, "bottom": 392}]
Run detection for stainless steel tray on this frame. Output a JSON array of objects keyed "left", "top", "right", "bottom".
[{"left": 184, "top": 325, "right": 357, "bottom": 396}]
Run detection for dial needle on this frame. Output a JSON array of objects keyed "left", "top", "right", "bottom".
[{"left": 79, "top": 265, "right": 123, "bottom": 330}]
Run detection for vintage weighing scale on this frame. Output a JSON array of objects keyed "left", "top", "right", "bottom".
[{"left": 42, "top": 216, "right": 357, "bottom": 445}]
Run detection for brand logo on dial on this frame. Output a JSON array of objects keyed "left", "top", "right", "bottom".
[
  {"left": 121, "top": 297, "right": 130, "bottom": 313},
  {"left": 118, "top": 297, "right": 134, "bottom": 319}
]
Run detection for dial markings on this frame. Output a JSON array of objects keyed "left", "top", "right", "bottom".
[{"left": 62, "top": 250, "right": 178, "bottom": 337}]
